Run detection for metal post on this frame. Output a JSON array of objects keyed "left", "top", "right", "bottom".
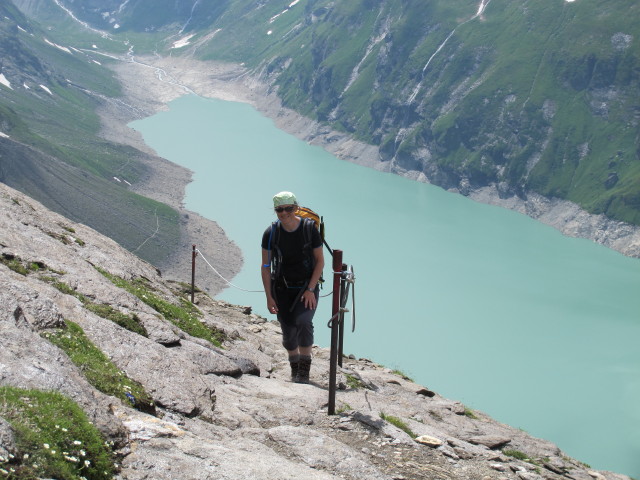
[
  {"left": 337, "top": 263, "right": 347, "bottom": 367},
  {"left": 328, "top": 249, "right": 343, "bottom": 415},
  {"left": 191, "top": 244, "right": 197, "bottom": 304}
]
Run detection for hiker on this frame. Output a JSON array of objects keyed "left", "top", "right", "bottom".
[{"left": 261, "top": 191, "right": 324, "bottom": 384}]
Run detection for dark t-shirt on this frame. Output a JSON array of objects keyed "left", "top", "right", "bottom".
[{"left": 262, "top": 219, "right": 322, "bottom": 284}]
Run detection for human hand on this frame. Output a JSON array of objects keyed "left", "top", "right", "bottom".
[
  {"left": 301, "top": 289, "right": 317, "bottom": 310},
  {"left": 267, "top": 297, "right": 278, "bottom": 314}
]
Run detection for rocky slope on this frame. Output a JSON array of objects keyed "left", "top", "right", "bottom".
[{"left": 0, "top": 183, "right": 631, "bottom": 479}]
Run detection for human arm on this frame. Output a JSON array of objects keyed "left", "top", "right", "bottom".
[{"left": 261, "top": 248, "right": 278, "bottom": 314}]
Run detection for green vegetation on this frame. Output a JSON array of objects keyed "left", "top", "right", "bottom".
[
  {"left": 379, "top": 412, "right": 417, "bottom": 439},
  {"left": 463, "top": 407, "right": 478, "bottom": 420},
  {"left": 0, "top": 254, "right": 44, "bottom": 276},
  {"left": 503, "top": 449, "right": 529, "bottom": 461},
  {"left": 42, "top": 320, "right": 154, "bottom": 414},
  {"left": 43, "top": 277, "right": 148, "bottom": 337},
  {"left": 391, "top": 369, "right": 414, "bottom": 382},
  {"left": 336, "top": 403, "right": 353, "bottom": 414},
  {"left": 344, "top": 373, "right": 367, "bottom": 390},
  {"left": 0, "top": 387, "right": 116, "bottom": 479},
  {"left": 95, "top": 267, "right": 227, "bottom": 347}
]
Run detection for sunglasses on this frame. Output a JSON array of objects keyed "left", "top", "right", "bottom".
[{"left": 274, "top": 205, "right": 296, "bottom": 213}]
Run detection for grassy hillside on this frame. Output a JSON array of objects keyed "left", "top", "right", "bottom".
[
  {"left": 0, "top": 2, "right": 180, "bottom": 267},
  {"left": 173, "top": 0, "right": 640, "bottom": 226}
]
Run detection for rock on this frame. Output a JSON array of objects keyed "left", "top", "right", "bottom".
[
  {"left": 543, "top": 456, "right": 570, "bottom": 474},
  {"left": 467, "top": 435, "right": 511, "bottom": 449},
  {"left": 0, "top": 418, "right": 16, "bottom": 460},
  {"left": 416, "top": 387, "right": 436, "bottom": 397},
  {"left": 268, "top": 425, "right": 388, "bottom": 480},
  {"left": 517, "top": 472, "right": 543, "bottom": 480},
  {"left": 225, "top": 354, "right": 261, "bottom": 376},
  {"left": 454, "top": 447, "right": 475, "bottom": 460},
  {"left": 415, "top": 435, "right": 444, "bottom": 447}
]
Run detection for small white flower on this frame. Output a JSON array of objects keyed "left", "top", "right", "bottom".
[
  {"left": 73, "top": 440, "right": 82, "bottom": 445},
  {"left": 79, "top": 449, "right": 86, "bottom": 457},
  {"left": 61, "top": 427, "right": 68, "bottom": 432},
  {"left": 23, "top": 453, "right": 29, "bottom": 460},
  {"left": 84, "top": 460, "right": 91, "bottom": 467},
  {"left": 43, "top": 443, "right": 50, "bottom": 449}
]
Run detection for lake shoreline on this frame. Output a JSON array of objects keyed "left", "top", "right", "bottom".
[{"left": 101, "top": 54, "right": 640, "bottom": 279}]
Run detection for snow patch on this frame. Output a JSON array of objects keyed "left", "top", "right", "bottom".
[
  {"left": 0, "top": 73, "right": 12, "bottom": 90},
  {"left": 0, "top": 131, "right": 9, "bottom": 139},
  {"left": 171, "top": 34, "right": 195, "bottom": 49},
  {"left": 92, "top": 60, "right": 102, "bottom": 65},
  {"left": 565, "top": 0, "right": 576, "bottom": 2},
  {"left": 39, "top": 84, "right": 53, "bottom": 95},
  {"left": 267, "top": 30, "right": 273, "bottom": 35},
  {"left": 113, "top": 177, "right": 122, "bottom": 182},
  {"left": 269, "top": 10, "right": 287, "bottom": 23},
  {"left": 114, "top": 24, "right": 120, "bottom": 29},
  {"left": 44, "top": 38, "right": 72, "bottom": 54},
  {"left": 17, "top": 25, "right": 28, "bottom": 33},
  {"left": 117, "top": 0, "right": 131, "bottom": 14},
  {"left": 23, "top": 83, "right": 30, "bottom": 90},
  {"left": 269, "top": 1, "right": 300, "bottom": 24}
]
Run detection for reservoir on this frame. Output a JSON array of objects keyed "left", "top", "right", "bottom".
[{"left": 130, "top": 94, "right": 640, "bottom": 477}]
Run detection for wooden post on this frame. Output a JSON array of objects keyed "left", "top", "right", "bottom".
[
  {"left": 191, "top": 245, "right": 197, "bottom": 304},
  {"left": 328, "top": 249, "right": 343, "bottom": 415}
]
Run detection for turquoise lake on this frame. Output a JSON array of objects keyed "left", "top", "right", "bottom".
[{"left": 130, "top": 94, "right": 640, "bottom": 477}]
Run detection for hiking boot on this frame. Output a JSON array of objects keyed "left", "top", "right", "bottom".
[
  {"left": 296, "top": 355, "right": 312, "bottom": 384},
  {"left": 289, "top": 354, "right": 300, "bottom": 382}
]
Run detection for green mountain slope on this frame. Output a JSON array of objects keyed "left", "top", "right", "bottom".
[
  {"left": 0, "top": 2, "right": 180, "bottom": 266},
  {"left": 10, "top": 0, "right": 640, "bottom": 227},
  {"left": 184, "top": 0, "right": 640, "bottom": 224}
]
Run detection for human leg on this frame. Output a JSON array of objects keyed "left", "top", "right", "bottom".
[{"left": 290, "top": 296, "right": 316, "bottom": 384}]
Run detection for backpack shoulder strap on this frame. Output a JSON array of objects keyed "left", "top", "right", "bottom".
[
  {"left": 266, "top": 221, "right": 280, "bottom": 267},
  {"left": 301, "top": 217, "right": 314, "bottom": 246}
]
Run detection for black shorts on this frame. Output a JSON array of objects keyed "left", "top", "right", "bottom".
[{"left": 274, "top": 285, "right": 318, "bottom": 351}]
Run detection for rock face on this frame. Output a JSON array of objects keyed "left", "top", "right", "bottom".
[{"left": 0, "top": 182, "right": 631, "bottom": 480}]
